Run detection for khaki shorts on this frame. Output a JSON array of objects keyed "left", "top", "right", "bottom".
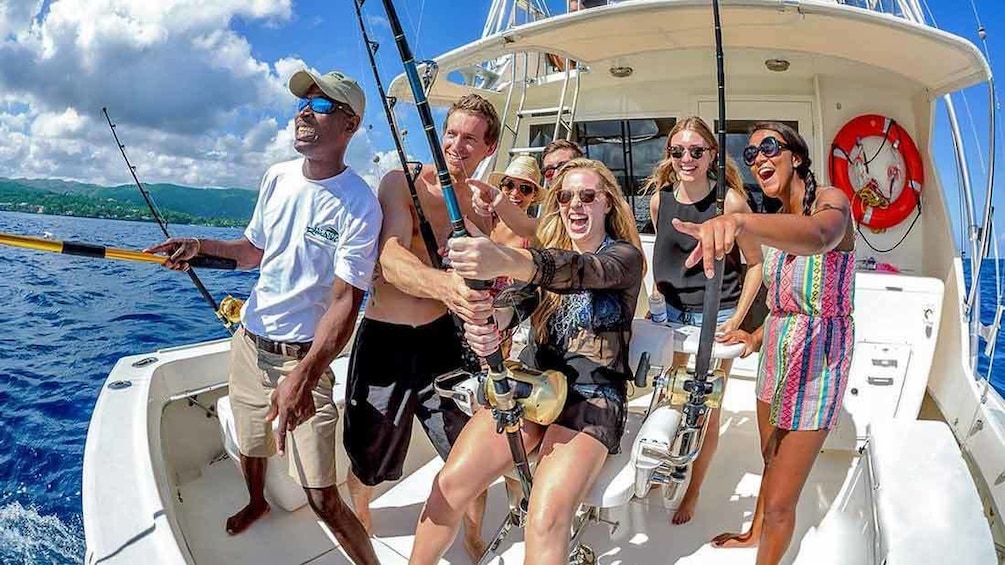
[{"left": 229, "top": 327, "right": 338, "bottom": 488}]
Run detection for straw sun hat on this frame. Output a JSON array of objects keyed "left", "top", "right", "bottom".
[{"left": 487, "top": 155, "right": 543, "bottom": 196}]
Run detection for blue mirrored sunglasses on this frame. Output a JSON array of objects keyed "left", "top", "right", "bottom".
[{"left": 297, "top": 97, "right": 351, "bottom": 116}]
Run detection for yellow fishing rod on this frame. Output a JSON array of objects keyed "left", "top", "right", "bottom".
[
  {"left": 0, "top": 231, "right": 245, "bottom": 323},
  {"left": 102, "top": 107, "right": 243, "bottom": 331},
  {"left": 0, "top": 231, "right": 238, "bottom": 269}
]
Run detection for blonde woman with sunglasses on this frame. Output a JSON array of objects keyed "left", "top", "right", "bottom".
[
  {"left": 410, "top": 159, "right": 644, "bottom": 565},
  {"left": 643, "top": 116, "right": 764, "bottom": 525}
]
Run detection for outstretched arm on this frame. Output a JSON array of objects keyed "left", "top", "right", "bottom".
[
  {"left": 447, "top": 238, "right": 643, "bottom": 292},
  {"left": 674, "top": 187, "right": 851, "bottom": 278},
  {"left": 470, "top": 179, "right": 538, "bottom": 239},
  {"left": 145, "top": 236, "right": 263, "bottom": 270}
]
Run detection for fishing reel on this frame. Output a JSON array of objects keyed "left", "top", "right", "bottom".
[
  {"left": 216, "top": 295, "right": 245, "bottom": 328},
  {"left": 433, "top": 360, "right": 568, "bottom": 426},
  {"left": 631, "top": 353, "right": 727, "bottom": 501}
]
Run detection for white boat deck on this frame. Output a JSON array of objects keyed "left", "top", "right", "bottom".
[{"left": 173, "top": 360, "right": 858, "bottom": 564}]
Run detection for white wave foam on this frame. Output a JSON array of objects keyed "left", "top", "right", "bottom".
[{"left": 0, "top": 501, "right": 83, "bottom": 564}]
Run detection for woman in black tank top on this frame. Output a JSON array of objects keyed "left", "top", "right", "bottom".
[{"left": 644, "top": 116, "right": 764, "bottom": 525}]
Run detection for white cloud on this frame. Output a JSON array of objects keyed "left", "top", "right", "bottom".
[{"left": 0, "top": 0, "right": 340, "bottom": 191}]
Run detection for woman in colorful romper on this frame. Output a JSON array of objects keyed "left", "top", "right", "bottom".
[
  {"left": 674, "top": 122, "right": 855, "bottom": 564},
  {"left": 410, "top": 159, "right": 645, "bottom": 564},
  {"left": 646, "top": 116, "right": 764, "bottom": 524}
]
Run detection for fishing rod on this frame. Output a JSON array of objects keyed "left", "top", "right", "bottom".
[
  {"left": 670, "top": 0, "right": 729, "bottom": 483},
  {"left": 102, "top": 107, "right": 239, "bottom": 332},
  {"left": 352, "top": 1, "right": 441, "bottom": 269},
  {"left": 356, "top": 0, "right": 535, "bottom": 502},
  {"left": 0, "top": 231, "right": 237, "bottom": 270}
]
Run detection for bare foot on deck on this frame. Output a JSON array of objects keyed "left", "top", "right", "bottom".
[
  {"left": 711, "top": 530, "right": 758, "bottom": 548},
  {"left": 226, "top": 501, "right": 271, "bottom": 535},
  {"left": 464, "top": 535, "right": 488, "bottom": 563},
  {"left": 671, "top": 491, "right": 698, "bottom": 525}
]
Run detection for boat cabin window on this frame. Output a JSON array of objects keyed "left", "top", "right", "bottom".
[
  {"left": 530, "top": 118, "right": 676, "bottom": 234},
  {"left": 574, "top": 118, "right": 676, "bottom": 234}
]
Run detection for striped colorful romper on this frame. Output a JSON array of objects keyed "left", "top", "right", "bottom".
[{"left": 755, "top": 246, "right": 855, "bottom": 431}]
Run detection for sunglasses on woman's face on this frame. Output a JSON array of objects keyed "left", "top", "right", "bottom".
[
  {"left": 743, "top": 136, "right": 789, "bottom": 166},
  {"left": 667, "top": 145, "right": 711, "bottom": 160},
  {"left": 542, "top": 160, "right": 570, "bottom": 179},
  {"left": 297, "top": 96, "right": 352, "bottom": 116},
  {"left": 556, "top": 188, "right": 599, "bottom": 205},
  {"left": 500, "top": 178, "right": 536, "bottom": 196}
]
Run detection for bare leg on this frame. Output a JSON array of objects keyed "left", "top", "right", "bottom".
[
  {"left": 673, "top": 359, "right": 733, "bottom": 524},
  {"left": 226, "top": 455, "right": 271, "bottom": 535},
  {"left": 712, "top": 399, "right": 774, "bottom": 547},
  {"left": 755, "top": 428, "right": 829, "bottom": 565},
  {"left": 410, "top": 410, "right": 544, "bottom": 565},
  {"left": 346, "top": 472, "right": 373, "bottom": 534},
  {"left": 524, "top": 425, "right": 608, "bottom": 565},
  {"left": 462, "top": 490, "right": 489, "bottom": 563},
  {"left": 304, "top": 486, "right": 378, "bottom": 565}
]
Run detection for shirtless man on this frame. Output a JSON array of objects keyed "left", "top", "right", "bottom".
[{"left": 343, "top": 94, "right": 500, "bottom": 562}]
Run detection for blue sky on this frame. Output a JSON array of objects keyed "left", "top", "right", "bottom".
[{"left": 0, "top": 0, "right": 1001, "bottom": 249}]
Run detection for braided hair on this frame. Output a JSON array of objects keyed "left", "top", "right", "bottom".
[{"left": 750, "top": 121, "right": 817, "bottom": 215}]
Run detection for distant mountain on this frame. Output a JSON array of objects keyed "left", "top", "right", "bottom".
[{"left": 0, "top": 177, "right": 256, "bottom": 227}]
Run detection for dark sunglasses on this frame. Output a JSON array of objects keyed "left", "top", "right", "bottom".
[
  {"left": 556, "top": 188, "right": 599, "bottom": 205},
  {"left": 500, "top": 178, "right": 536, "bottom": 196},
  {"left": 668, "top": 145, "right": 711, "bottom": 160},
  {"left": 743, "top": 137, "right": 789, "bottom": 166},
  {"left": 297, "top": 96, "right": 353, "bottom": 116},
  {"left": 542, "top": 160, "right": 570, "bottom": 179}
]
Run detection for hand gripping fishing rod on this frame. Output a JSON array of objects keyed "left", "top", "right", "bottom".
[
  {"left": 670, "top": 0, "right": 729, "bottom": 483},
  {"left": 102, "top": 107, "right": 240, "bottom": 332},
  {"left": 356, "top": 0, "right": 534, "bottom": 502}
]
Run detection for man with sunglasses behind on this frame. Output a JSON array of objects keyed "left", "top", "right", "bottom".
[{"left": 146, "top": 69, "right": 380, "bottom": 564}]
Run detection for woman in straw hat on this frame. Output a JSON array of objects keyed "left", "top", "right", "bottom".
[{"left": 470, "top": 154, "right": 543, "bottom": 249}]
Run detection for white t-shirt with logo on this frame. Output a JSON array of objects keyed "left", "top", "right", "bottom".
[{"left": 241, "top": 158, "right": 381, "bottom": 342}]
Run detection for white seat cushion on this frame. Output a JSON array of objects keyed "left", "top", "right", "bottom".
[
  {"left": 670, "top": 323, "right": 745, "bottom": 359},
  {"left": 869, "top": 420, "right": 995, "bottom": 564}
]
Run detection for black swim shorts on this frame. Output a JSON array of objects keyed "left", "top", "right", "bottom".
[
  {"left": 553, "top": 381, "right": 628, "bottom": 454},
  {"left": 343, "top": 314, "right": 473, "bottom": 486}
]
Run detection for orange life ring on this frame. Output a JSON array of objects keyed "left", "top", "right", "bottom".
[{"left": 829, "top": 114, "right": 923, "bottom": 230}]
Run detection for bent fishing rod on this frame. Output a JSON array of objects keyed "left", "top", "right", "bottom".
[
  {"left": 671, "top": 0, "right": 729, "bottom": 483},
  {"left": 355, "top": 0, "right": 535, "bottom": 501},
  {"left": 102, "top": 107, "right": 238, "bottom": 332}
]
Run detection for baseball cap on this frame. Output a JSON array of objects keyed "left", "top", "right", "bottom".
[{"left": 288, "top": 69, "right": 366, "bottom": 117}]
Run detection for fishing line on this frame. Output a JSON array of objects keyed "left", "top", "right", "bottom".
[{"left": 102, "top": 107, "right": 239, "bottom": 332}]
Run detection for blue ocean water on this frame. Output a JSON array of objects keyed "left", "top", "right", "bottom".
[
  {"left": 0, "top": 211, "right": 256, "bottom": 564},
  {"left": 0, "top": 209, "right": 1003, "bottom": 564}
]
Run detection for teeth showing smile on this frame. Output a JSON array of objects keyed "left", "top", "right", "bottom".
[
  {"left": 758, "top": 166, "right": 775, "bottom": 181},
  {"left": 296, "top": 125, "right": 316, "bottom": 139},
  {"left": 680, "top": 165, "right": 698, "bottom": 174}
]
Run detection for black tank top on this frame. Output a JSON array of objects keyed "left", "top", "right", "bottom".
[{"left": 653, "top": 184, "right": 742, "bottom": 312}]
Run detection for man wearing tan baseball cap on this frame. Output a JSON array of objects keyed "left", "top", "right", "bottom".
[
  {"left": 289, "top": 69, "right": 367, "bottom": 118},
  {"left": 147, "top": 67, "right": 379, "bottom": 564}
]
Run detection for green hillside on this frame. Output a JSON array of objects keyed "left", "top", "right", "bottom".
[{"left": 0, "top": 177, "right": 256, "bottom": 227}]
